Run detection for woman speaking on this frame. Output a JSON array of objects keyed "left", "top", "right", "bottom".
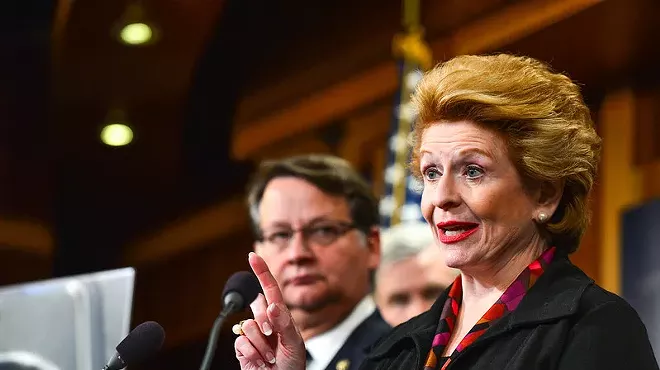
[{"left": 233, "top": 54, "right": 659, "bottom": 370}]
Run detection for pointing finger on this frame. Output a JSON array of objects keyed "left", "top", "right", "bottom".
[{"left": 248, "top": 252, "right": 284, "bottom": 305}]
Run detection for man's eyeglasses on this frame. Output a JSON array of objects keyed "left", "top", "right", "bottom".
[{"left": 258, "top": 220, "right": 358, "bottom": 249}]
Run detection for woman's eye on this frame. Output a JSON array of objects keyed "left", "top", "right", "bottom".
[
  {"left": 465, "top": 166, "right": 484, "bottom": 178},
  {"left": 424, "top": 167, "right": 441, "bottom": 180}
]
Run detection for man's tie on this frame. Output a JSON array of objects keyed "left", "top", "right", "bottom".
[{"left": 306, "top": 349, "right": 313, "bottom": 363}]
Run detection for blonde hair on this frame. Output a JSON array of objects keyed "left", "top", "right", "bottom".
[{"left": 410, "top": 54, "right": 602, "bottom": 252}]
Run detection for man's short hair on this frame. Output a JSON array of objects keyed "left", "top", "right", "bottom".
[
  {"left": 378, "top": 222, "right": 434, "bottom": 270},
  {"left": 246, "top": 154, "right": 380, "bottom": 237}
]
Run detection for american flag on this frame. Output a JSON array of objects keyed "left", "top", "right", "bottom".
[{"left": 380, "top": 22, "right": 432, "bottom": 229}]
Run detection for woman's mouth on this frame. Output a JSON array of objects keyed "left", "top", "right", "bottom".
[{"left": 436, "top": 221, "right": 479, "bottom": 243}]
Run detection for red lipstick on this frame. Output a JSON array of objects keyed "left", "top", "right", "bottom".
[{"left": 436, "top": 221, "right": 479, "bottom": 244}]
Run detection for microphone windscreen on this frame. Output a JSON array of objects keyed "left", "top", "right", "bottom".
[
  {"left": 222, "top": 271, "right": 262, "bottom": 310},
  {"left": 116, "top": 321, "right": 165, "bottom": 366}
]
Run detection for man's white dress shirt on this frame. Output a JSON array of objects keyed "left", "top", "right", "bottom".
[{"left": 304, "top": 295, "right": 376, "bottom": 370}]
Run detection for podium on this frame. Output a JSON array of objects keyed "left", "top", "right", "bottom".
[{"left": 0, "top": 268, "right": 135, "bottom": 370}]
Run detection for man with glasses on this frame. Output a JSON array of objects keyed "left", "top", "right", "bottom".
[{"left": 243, "top": 154, "right": 390, "bottom": 370}]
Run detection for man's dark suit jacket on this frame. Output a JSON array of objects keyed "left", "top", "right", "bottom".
[
  {"left": 324, "top": 309, "right": 391, "bottom": 370},
  {"left": 359, "top": 249, "right": 659, "bottom": 370}
]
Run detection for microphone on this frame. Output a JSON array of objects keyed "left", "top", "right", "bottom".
[
  {"left": 222, "top": 271, "right": 263, "bottom": 315},
  {"left": 199, "top": 271, "right": 262, "bottom": 370},
  {"left": 102, "top": 321, "right": 166, "bottom": 370}
]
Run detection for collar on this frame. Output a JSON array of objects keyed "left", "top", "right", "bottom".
[
  {"left": 367, "top": 250, "right": 594, "bottom": 361},
  {"left": 306, "top": 295, "right": 376, "bottom": 370}
]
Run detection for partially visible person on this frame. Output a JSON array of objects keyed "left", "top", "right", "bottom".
[
  {"left": 0, "top": 352, "right": 59, "bottom": 370},
  {"left": 236, "top": 154, "right": 391, "bottom": 370},
  {"left": 232, "top": 54, "right": 659, "bottom": 370},
  {"left": 374, "top": 222, "right": 458, "bottom": 326}
]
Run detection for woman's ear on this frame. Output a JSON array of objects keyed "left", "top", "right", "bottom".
[{"left": 535, "top": 179, "right": 564, "bottom": 218}]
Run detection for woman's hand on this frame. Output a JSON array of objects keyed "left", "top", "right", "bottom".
[{"left": 234, "top": 252, "right": 307, "bottom": 370}]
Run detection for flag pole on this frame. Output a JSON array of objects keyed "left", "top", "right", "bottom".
[{"left": 385, "top": 0, "right": 432, "bottom": 227}]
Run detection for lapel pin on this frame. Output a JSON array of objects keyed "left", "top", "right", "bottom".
[{"left": 336, "top": 359, "right": 350, "bottom": 370}]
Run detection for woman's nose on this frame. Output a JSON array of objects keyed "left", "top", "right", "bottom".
[{"left": 432, "top": 175, "right": 461, "bottom": 211}]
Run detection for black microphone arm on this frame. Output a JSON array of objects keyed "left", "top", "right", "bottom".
[
  {"left": 199, "top": 271, "right": 261, "bottom": 370},
  {"left": 199, "top": 296, "right": 241, "bottom": 370},
  {"left": 101, "top": 353, "right": 126, "bottom": 370}
]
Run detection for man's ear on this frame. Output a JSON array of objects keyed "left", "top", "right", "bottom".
[
  {"left": 366, "top": 226, "right": 381, "bottom": 270},
  {"left": 535, "top": 179, "right": 564, "bottom": 219}
]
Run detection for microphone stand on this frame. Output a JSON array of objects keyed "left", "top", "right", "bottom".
[
  {"left": 100, "top": 353, "right": 125, "bottom": 370},
  {"left": 199, "top": 301, "right": 237, "bottom": 370}
]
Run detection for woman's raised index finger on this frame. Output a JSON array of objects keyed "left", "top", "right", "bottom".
[{"left": 248, "top": 252, "right": 284, "bottom": 305}]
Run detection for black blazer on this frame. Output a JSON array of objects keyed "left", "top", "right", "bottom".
[
  {"left": 325, "top": 309, "right": 391, "bottom": 370},
  {"left": 359, "top": 251, "right": 659, "bottom": 370}
]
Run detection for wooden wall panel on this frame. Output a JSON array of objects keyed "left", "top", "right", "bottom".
[
  {"left": 570, "top": 183, "right": 600, "bottom": 281},
  {"left": 131, "top": 231, "right": 254, "bottom": 348},
  {"left": 598, "top": 90, "right": 638, "bottom": 294},
  {"left": 0, "top": 249, "right": 51, "bottom": 286}
]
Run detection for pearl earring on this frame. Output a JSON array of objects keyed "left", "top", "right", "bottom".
[{"left": 538, "top": 212, "right": 548, "bottom": 223}]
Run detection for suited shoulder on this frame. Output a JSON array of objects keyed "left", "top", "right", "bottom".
[
  {"left": 576, "top": 282, "right": 648, "bottom": 326},
  {"left": 364, "top": 310, "right": 392, "bottom": 332},
  {"left": 367, "top": 308, "right": 433, "bottom": 354},
  {"left": 356, "top": 310, "right": 392, "bottom": 349},
  {"left": 328, "top": 310, "right": 393, "bottom": 370}
]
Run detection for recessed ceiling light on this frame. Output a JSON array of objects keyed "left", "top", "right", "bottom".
[
  {"left": 119, "top": 22, "right": 153, "bottom": 45},
  {"left": 101, "top": 124, "right": 134, "bottom": 146}
]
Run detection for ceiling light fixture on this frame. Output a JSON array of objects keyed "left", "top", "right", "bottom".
[
  {"left": 101, "top": 124, "right": 134, "bottom": 147},
  {"left": 101, "top": 109, "right": 134, "bottom": 147},
  {"left": 114, "top": 1, "right": 158, "bottom": 46},
  {"left": 120, "top": 22, "right": 153, "bottom": 45}
]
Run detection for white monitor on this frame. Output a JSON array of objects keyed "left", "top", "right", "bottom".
[{"left": 0, "top": 268, "right": 135, "bottom": 370}]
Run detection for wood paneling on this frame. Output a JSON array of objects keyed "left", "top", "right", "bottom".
[
  {"left": 570, "top": 183, "right": 600, "bottom": 282},
  {"left": 125, "top": 198, "right": 248, "bottom": 266},
  {"left": 0, "top": 220, "right": 52, "bottom": 256},
  {"left": 231, "top": 0, "right": 603, "bottom": 160},
  {"left": 0, "top": 249, "right": 52, "bottom": 287},
  {"left": 598, "top": 89, "right": 643, "bottom": 294},
  {"left": 634, "top": 90, "right": 660, "bottom": 166}
]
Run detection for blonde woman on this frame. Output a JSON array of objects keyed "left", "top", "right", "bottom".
[{"left": 234, "top": 54, "right": 659, "bottom": 370}]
